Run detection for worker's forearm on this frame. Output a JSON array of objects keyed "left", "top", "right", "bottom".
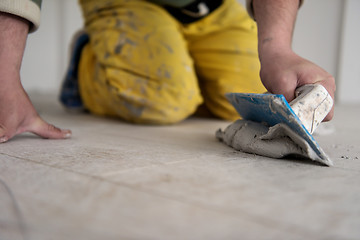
[
  {"left": 253, "top": 0, "right": 300, "bottom": 59},
  {"left": 0, "top": 12, "right": 29, "bottom": 81}
]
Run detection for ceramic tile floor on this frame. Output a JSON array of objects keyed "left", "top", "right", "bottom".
[{"left": 1, "top": 93, "right": 360, "bottom": 240}]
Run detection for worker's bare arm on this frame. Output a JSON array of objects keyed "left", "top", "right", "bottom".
[{"left": 0, "top": 12, "right": 71, "bottom": 143}]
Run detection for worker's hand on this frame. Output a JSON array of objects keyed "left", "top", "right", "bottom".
[
  {"left": 259, "top": 49, "right": 336, "bottom": 121},
  {"left": 0, "top": 12, "right": 71, "bottom": 143},
  {"left": 0, "top": 74, "right": 72, "bottom": 143},
  {"left": 252, "top": 0, "right": 336, "bottom": 121}
]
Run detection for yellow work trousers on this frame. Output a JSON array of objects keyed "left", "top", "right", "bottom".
[{"left": 78, "top": 0, "right": 266, "bottom": 124}]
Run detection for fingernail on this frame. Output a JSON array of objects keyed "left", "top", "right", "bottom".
[
  {"left": 64, "top": 132, "right": 72, "bottom": 139},
  {"left": 0, "top": 136, "right": 9, "bottom": 143}
]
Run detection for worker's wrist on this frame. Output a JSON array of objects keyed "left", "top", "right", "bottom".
[
  {"left": 0, "top": 12, "right": 30, "bottom": 35},
  {"left": 258, "top": 38, "right": 293, "bottom": 63},
  {"left": 0, "top": 12, "right": 29, "bottom": 71}
]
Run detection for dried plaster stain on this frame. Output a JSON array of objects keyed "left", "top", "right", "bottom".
[
  {"left": 114, "top": 33, "right": 137, "bottom": 55},
  {"left": 157, "top": 64, "right": 173, "bottom": 79}
]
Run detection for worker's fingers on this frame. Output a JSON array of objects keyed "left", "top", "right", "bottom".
[
  {"left": 26, "top": 117, "right": 72, "bottom": 140},
  {"left": 260, "top": 50, "right": 336, "bottom": 122},
  {"left": 0, "top": 125, "right": 10, "bottom": 143},
  {"left": 0, "top": 117, "right": 71, "bottom": 143}
]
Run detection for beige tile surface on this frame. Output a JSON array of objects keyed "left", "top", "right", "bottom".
[{"left": 0, "top": 94, "right": 359, "bottom": 240}]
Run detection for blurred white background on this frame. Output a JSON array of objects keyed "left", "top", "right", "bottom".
[{"left": 21, "top": 0, "right": 360, "bottom": 104}]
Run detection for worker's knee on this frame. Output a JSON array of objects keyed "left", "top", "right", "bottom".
[
  {"left": 79, "top": 43, "right": 203, "bottom": 124},
  {"left": 120, "top": 83, "right": 203, "bottom": 125},
  {"left": 78, "top": 0, "right": 204, "bottom": 124}
]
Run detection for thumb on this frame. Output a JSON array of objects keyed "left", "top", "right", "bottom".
[{"left": 27, "top": 117, "right": 72, "bottom": 140}]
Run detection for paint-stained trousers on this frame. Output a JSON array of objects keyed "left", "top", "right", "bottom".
[{"left": 78, "top": 0, "right": 266, "bottom": 124}]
